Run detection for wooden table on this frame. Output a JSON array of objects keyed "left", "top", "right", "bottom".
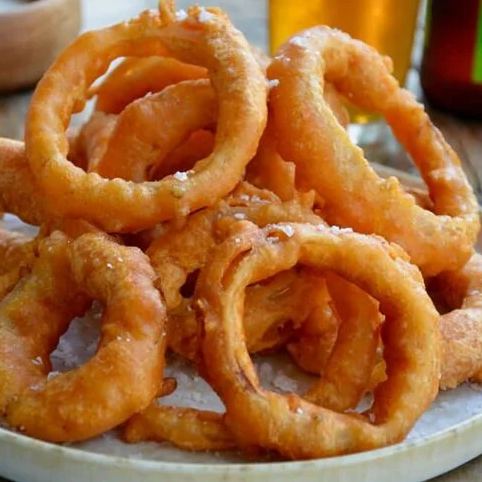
[{"left": 0, "top": 1, "right": 481, "bottom": 481}]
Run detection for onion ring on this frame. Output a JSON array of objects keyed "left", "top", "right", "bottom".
[
  {"left": 25, "top": 5, "right": 267, "bottom": 232},
  {"left": 268, "top": 27, "right": 479, "bottom": 276},
  {"left": 124, "top": 406, "right": 235, "bottom": 451},
  {"left": 147, "top": 183, "right": 320, "bottom": 359},
  {"left": 151, "top": 130, "right": 215, "bottom": 181},
  {"left": 95, "top": 79, "right": 217, "bottom": 182},
  {"left": 92, "top": 57, "right": 207, "bottom": 115},
  {"left": 2, "top": 232, "right": 166, "bottom": 442},
  {"left": 74, "top": 112, "right": 118, "bottom": 173},
  {"left": 286, "top": 276, "right": 341, "bottom": 375},
  {"left": 0, "top": 138, "right": 49, "bottom": 226},
  {"left": 197, "top": 222, "right": 440, "bottom": 458},
  {"left": 303, "top": 272, "right": 382, "bottom": 411},
  {"left": 434, "top": 254, "right": 482, "bottom": 389}
]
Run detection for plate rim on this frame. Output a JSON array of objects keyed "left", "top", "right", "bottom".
[{"left": 0, "top": 400, "right": 482, "bottom": 474}]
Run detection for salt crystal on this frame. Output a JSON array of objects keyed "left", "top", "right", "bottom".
[
  {"left": 47, "top": 371, "right": 60, "bottom": 381},
  {"left": 276, "top": 224, "right": 295, "bottom": 238},
  {"left": 251, "top": 195, "right": 261, "bottom": 202},
  {"left": 267, "top": 79, "right": 280, "bottom": 89},
  {"left": 233, "top": 213, "right": 247, "bottom": 220},
  {"left": 116, "top": 257, "right": 124, "bottom": 263},
  {"left": 173, "top": 171, "right": 188, "bottom": 181},
  {"left": 31, "top": 356, "right": 43, "bottom": 366},
  {"left": 239, "top": 194, "right": 250, "bottom": 201},
  {"left": 330, "top": 225, "right": 354, "bottom": 235},
  {"left": 296, "top": 407, "right": 304, "bottom": 415},
  {"left": 290, "top": 36, "right": 309, "bottom": 48},
  {"left": 106, "top": 262, "right": 114, "bottom": 269},
  {"left": 175, "top": 9, "right": 188, "bottom": 21},
  {"left": 198, "top": 7, "right": 215, "bottom": 23}
]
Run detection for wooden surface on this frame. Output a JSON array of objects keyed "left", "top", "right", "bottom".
[{"left": 0, "top": 0, "right": 481, "bottom": 481}]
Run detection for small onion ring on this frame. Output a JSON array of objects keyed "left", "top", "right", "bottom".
[
  {"left": 92, "top": 56, "right": 207, "bottom": 115},
  {"left": 95, "top": 80, "right": 217, "bottom": 182},
  {"left": 302, "top": 272, "right": 382, "bottom": 411},
  {"left": 434, "top": 254, "right": 482, "bottom": 389},
  {"left": 0, "top": 138, "right": 49, "bottom": 226},
  {"left": 124, "top": 406, "right": 236, "bottom": 452}
]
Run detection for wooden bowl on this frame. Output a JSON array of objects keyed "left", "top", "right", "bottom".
[{"left": 0, "top": 0, "right": 81, "bottom": 92}]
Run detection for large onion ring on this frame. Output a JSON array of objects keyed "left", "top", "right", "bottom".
[
  {"left": 268, "top": 27, "right": 479, "bottom": 276},
  {"left": 25, "top": 5, "right": 267, "bottom": 232},
  {"left": 197, "top": 222, "right": 440, "bottom": 458},
  {"left": 1, "top": 231, "right": 166, "bottom": 442}
]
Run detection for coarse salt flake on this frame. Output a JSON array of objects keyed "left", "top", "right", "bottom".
[
  {"left": 198, "top": 7, "right": 215, "bottom": 23},
  {"left": 175, "top": 9, "right": 188, "bottom": 21},
  {"left": 330, "top": 225, "right": 354, "bottom": 235},
  {"left": 106, "top": 262, "right": 114, "bottom": 269},
  {"left": 276, "top": 224, "right": 295, "bottom": 237},
  {"left": 233, "top": 213, "right": 247, "bottom": 220},
  {"left": 173, "top": 171, "right": 189, "bottom": 181},
  {"left": 31, "top": 356, "right": 43, "bottom": 366},
  {"left": 267, "top": 79, "right": 280, "bottom": 89},
  {"left": 47, "top": 371, "right": 60, "bottom": 381},
  {"left": 290, "top": 36, "right": 309, "bottom": 48}
]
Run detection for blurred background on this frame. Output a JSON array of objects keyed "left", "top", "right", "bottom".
[{"left": 0, "top": 0, "right": 481, "bottom": 192}]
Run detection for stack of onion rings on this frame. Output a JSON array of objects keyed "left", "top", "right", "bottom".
[{"left": 0, "top": 0, "right": 479, "bottom": 463}]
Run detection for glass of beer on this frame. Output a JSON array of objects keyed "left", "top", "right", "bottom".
[{"left": 269, "top": 0, "right": 421, "bottom": 128}]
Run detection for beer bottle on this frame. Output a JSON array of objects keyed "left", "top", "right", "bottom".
[{"left": 421, "top": 0, "right": 482, "bottom": 118}]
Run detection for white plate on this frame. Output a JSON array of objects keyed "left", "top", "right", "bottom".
[{"left": 1, "top": 164, "right": 482, "bottom": 482}]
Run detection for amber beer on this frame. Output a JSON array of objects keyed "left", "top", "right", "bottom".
[{"left": 269, "top": 0, "right": 420, "bottom": 123}]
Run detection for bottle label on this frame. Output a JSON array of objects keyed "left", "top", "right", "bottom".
[{"left": 473, "top": 1, "right": 482, "bottom": 84}]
